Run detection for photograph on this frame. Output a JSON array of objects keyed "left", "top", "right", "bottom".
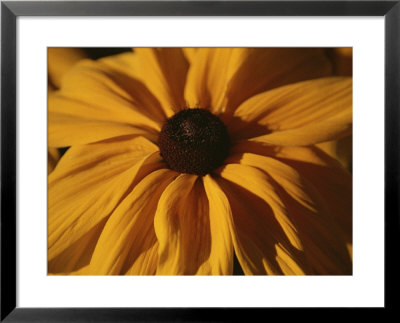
[
  {"left": 2, "top": 0, "right": 397, "bottom": 319},
  {"left": 48, "top": 47, "right": 353, "bottom": 276}
]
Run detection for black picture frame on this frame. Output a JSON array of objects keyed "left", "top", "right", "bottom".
[{"left": 1, "top": 0, "right": 399, "bottom": 321}]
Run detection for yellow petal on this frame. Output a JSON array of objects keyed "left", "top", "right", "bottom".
[
  {"left": 184, "top": 48, "right": 236, "bottom": 114},
  {"left": 48, "top": 58, "right": 163, "bottom": 147},
  {"left": 48, "top": 147, "right": 60, "bottom": 174},
  {"left": 213, "top": 174, "right": 307, "bottom": 275},
  {"left": 98, "top": 52, "right": 170, "bottom": 122},
  {"left": 214, "top": 163, "right": 309, "bottom": 274},
  {"left": 49, "top": 264, "right": 91, "bottom": 276},
  {"left": 275, "top": 244, "right": 306, "bottom": 275},
  {"left": 225, "top": 152, "right": 315, "bottom": 211},
  {"left": 201, "top": 175, "right": 234, "bottom": 275},
  {"left": 124, "top": 242, "right": 159, "bottom": 275},
  {"left": 316, "top": 136, "right": 352, "bottom": 171},
  {"left": 155, "top": 174, "right": 204, "bottom": 275},
  {"left": 48, "top": 48, "right": 87, "bottom": 88},
  {"left": 89, "top": 169, "right": 177, "bottom": 275},
  {"left": 250, "top": 113, "right": 352, "bottom": 146},
  {"left": 49, "top": 110, "right": 157, "bottom": 147},
  {"left": 48, "top": 136, "right": 162, "bottom": 273},
  {"left": 272, "top": 147, "right": 353, "bottom": 244},
  {"left": 219, "top": 164, "right": 302, "bottom": 250},
  {"left": 48, "top": 217, "right": 107, "bottom": 274},
  {"left": 232, "top": 140, "right": 346, "bottom": 168},
  {"left": 228, "top": 145, "right": 352, "bottom": 274},
  {"left": 155, "top": 174, "right": 233, "bottom": 275},
  {"left": 127, "top": 48, "right": 189, "bottom": 117},
  {"left": 223, "top": 48, "right": 333, "bottom": 119},
  {"left": 231, "top": 142, "right": 353, "bottom": 238},
  {"left": 228, "top": 77, "right": 352, "bottom": 144},
  {"left": 182, "top": 48, "right": 197, "bottom": 64}
]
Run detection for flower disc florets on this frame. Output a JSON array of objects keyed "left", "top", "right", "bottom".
[{"left": 158, "top": 108, "right": 230, "bottom": 176}]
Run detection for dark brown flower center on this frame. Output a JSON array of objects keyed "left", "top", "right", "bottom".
[{"left": 158, "top": 108, "right": 230, "bottom": 176}]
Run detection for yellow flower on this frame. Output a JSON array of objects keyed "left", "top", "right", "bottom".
[{"left": 48, "top": 48, "right": 352, "bottom": 275}]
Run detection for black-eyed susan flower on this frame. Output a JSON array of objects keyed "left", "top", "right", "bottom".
[{"left": 48, "top": 48, "right": 352, "bottom": 275}]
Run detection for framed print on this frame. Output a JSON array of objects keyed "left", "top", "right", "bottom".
[{"left": 1, "top": 0, "right": 399, "bottom": 321}]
